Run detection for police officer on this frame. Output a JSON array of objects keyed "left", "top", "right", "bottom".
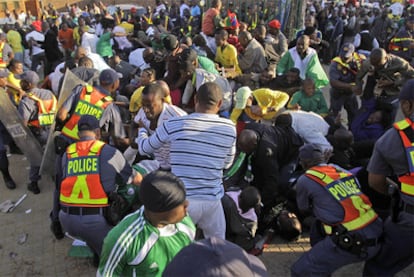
[
  {"left": 51, "top": 69, "right": 128, "bottom": 239},
  {"left": 18, "top": 71, "right": 57, "bottom": 194},
  {"left": 0, "top": 69, "right": 16, "bottom": 189},
  {"left": 363, "top": 80, "right": 414, "bottom": 276},
  {"left": 388, "top": 16, "right": 414, "bottom": 64},
  {"left": 59, "top": 115, "right": 140, "bottom": 262},
  {"left": 56, "top": 68, "right": 127, "bottom": 147},
  {"left": 329, "top": 42, "right": 365, "bottom": 125},
  {"left": 291, "top": 144, "right": 383, "bottom": 276},
  {"left": 355, "top": 48, "right": 414, "bottom": 99}
]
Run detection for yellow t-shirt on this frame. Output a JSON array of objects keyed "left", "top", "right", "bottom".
[
  {"left": 129, "top": 86, "right": 144, "bottom": 113},
  {"left": 230, "top": 88, "right": 289, "bottom": 123},
  {"left": 215, "top": 43, "right": 242, "bottom": 78},
  {"left": 7, "top": 72, "right": 21, "bottom": 105},
  {"left": 129, "top": 86, "right": 173, "bottom": 113},
  {"left": 118, "top": 22, "right": 134, "bottom": 35}
]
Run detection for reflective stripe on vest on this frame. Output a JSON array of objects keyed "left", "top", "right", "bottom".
[
  {"left": 306, "top": 165, "right": 378, "bottom": 234},
  {"left": 0, "top": 42, "right": 6, "bottom": 68},
  {"left": 27, "top": 92, "right": 57, "bottom": 128},
  {"left": 61, "top": 85, "right": 113, "bottom": 140},
  {"left": 59, "top": 140, "right": 108, "bottom": 206},
  {"left": 332, "top": 53, "right": 363, "bottom": 75},
  {"left": 394, "top": 118, "right": 414, "bottom": 196}
]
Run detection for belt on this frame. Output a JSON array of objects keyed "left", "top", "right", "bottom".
[
  {"left": 61, "top": 206, "right": 106, "bottom": 215},
  {"left": 364, "top": 237, "right": 382, "bottom": 247},
  {"left": 401, "top": 202, "right": 414, "bottom": 214}
]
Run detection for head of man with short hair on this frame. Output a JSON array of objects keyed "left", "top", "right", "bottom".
[
  {"left": 194, "top": 82, "right": 223, "bottom": 114},
  {"left": 215, "top": 29, "right": 228, "bottom": 47},
  {"left": 211, "top": 0, "right": 222, "bottom": 9},
  {"left": 139, "top": 170, "right": 188, "bottom": 227},
  {"left": 370, "top": 48, "right": 387, "bottom": 71},
  {"left": 238, "top": 30, "right": 252, "bottom": 48},
  {"left": 277, "top": 209, "right": 302, "bottom": 241},
  {"left": 296, "top": 35, "right": 310, "bottom": 56},
  {"left": 78, "top": 56, "right": 94, "bottom": 68},
  {"left": 239, "top": 186, "right": 261, "bottom": 214},
  {"left": 302, "top": 78, "right": 316, "bottom": 97},
  {"left": 143, "top": 47, "right": 155, "bottom": 64},
  {"left": 141, "top": 82, "right": 165, "bottom": 121},
  {"left": 253, "top": 25, "right": 267, "bottom": 42},
  {"left": 140, "top": 68, "right": 156, "bottom": 86},
  {"left": 238, "top": 129, "right": 259, "bottom": 154}
]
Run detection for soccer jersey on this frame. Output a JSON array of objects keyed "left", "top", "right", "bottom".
[{"left": 98, "top": 207, "right": 195, "bottom": 277}]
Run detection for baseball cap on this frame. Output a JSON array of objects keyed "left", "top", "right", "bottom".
[
  {"left": 399, "top": 79, "right": 414, "bottom": 101},
  {"left": 99, "top": 69, "right": 119, "bottom": 86},
  {"left": 21, "top": 70, "right": 40, "bottom": 85},
  {"left": 0, "top": 69, "right": 9, "bottom": 78},
  {"left": 268, "top": 19, "right": 281, "bottom": 29},
  {"left": 130, "top": 7, "right": 137, "bottom": 13},
  {"left": 340, "top": 42, "right": 355, "bottom": 59},
  {"left": 163, "top": 34, "right": 179, "bottom": 51},
  {"left": 78, "top": 115, "right": 100, "bottom": 131},
  {"left": 139, "top": 171, "right": 186, "bottom": 213},
  {"left": 298, "top": 143, "right": 324, "bottom": 161},
  {"left": 163, "top": 237, "right": 268, "bottom": 277},
  {"left": 235, "top": 86, "right": 252, "bottom": 109}
]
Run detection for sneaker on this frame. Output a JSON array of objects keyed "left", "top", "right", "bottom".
[
  {"left": 3, "top": 177, "right": 16, "bottom": 190},
  {"left": 27, "top": 182, "right": 40, "bottom": 194},
  {"left": 50, "top": 220, "right": 65, "bottom": 240}
]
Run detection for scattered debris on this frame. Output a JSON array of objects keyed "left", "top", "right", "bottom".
[
  {"left": 0, "top": 194, "right": 28, "bottom": 213},
  {"left": 8, "top": 194, "right": 27, "bottom": 213},
  {"left": 9, "top": 252, "right": 17, "bottom": 259},
  {"left": 17, "top": 233, "right": 28, "bottom": 245}
]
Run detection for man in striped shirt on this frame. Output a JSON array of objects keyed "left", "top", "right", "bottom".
[{"left": 138, "top": 82, "right": 237, "bottom": 239}]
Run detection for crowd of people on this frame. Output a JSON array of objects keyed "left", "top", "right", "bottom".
[{"left": 0, "top": 0, "right": 413, "bottom": 275}]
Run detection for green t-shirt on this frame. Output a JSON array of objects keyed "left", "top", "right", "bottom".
[
  {"left": 98, "top": 207, "right": 195, "bottom": 277},
  {"left": 288, "top": 90, "right": 329, "bottom": 117},
  {"left": 198, "top": 56, "right": 219, "bottom": 75},
  {"left": 96, "top": 32, "right": 113, "bottom": 58}
]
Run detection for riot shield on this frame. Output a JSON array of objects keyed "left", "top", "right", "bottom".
[
  {"left": 40, "top": 70, "right": 86, "bottom": 176},
  {"left": 0, "top": 90, "right": 43, "bottom": 166}
]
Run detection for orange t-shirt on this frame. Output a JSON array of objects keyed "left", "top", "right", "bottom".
[
  {"left": 201, "top": 8, "right": 219, "bottom": 36},
  {"left": 58, "top": 29, "right": 75, "bottom": 50}
]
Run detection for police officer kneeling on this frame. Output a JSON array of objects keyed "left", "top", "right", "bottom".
[
  {"left": 291, "top": 144, "right": 383, "bottom": 276},
  {"left": 59, "top": 115, "right": 140, "bottom": 262}
]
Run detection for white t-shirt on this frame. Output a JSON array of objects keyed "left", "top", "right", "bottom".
[{"left": 25, "top": 30, "right": 45, "bottom": 56}]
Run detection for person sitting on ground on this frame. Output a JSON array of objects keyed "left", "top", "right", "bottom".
[
  {"left": 221, "top": 186, "right": 262, "bottom": 251},
  {"left": 98, "top": 170, "right": 195, "bottom": 276},
  {"left": 287, "top": 78, "right": 329, "bottom": 117}
]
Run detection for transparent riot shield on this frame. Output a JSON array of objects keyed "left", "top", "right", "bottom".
[
  {"left": 40, "top": 70, "right": 86, "bottom": 176},
  {"left": 0, "top": 90, "right": 43, "bottom": 166}
]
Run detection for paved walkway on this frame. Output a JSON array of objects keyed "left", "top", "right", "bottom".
[{"left": 0, "top": 153, "right": 413, "bottom": 276}]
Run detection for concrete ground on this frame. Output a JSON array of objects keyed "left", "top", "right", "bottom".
[{"left": 0, "top": 153, "right": 413, "bottom": 276}]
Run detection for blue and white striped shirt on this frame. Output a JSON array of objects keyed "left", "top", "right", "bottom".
[{"left": 138, "top": 113, "right": 236, "bottom": 200}]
